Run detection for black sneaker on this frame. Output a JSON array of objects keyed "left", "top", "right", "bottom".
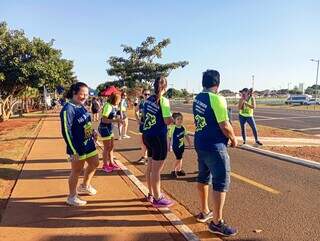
[
  {"left": 208, "top": 220, "right": 238, "bottom": 237},
  {"left": 177, "top": 170, "right": 186, "bottom": 176},
  {"left": 243, "top": 141, "right": 246, "bottom": 145},
  {"left": 196, "top": 211, "right": 213, "bottom": 223},
  {"left": 255, "top": 141, "right": 263, "bottom": 146},
  {"left": 171, "top": 171, "right": 178, "bottom": 178}
]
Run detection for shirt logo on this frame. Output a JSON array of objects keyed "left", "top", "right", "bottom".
[
  {"left": 195, "top": 114, "right": 207, "bottom": 132},
  {"left": 143, "top": 113, "right": 156, "bottom": 130}
]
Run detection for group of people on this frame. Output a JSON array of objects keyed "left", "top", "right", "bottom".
[{"left": 60, "top": 70, "right": 263, "bottom": 237}]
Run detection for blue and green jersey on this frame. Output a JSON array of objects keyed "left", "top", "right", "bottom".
[
  {"left": 168, "top": 125, "right": 187, "bottom": 151},
  {"left": 193, "top": 91, "right": 229, "bottom": 151},
  {"left": 60, "top": 102, "right": 95, "bottom": 156},
  {"left": 142, "top": 95, "right": 171, "bottom": 136},
  {"left": 98, "top": 102, "right": 117, "bottom": 138}
]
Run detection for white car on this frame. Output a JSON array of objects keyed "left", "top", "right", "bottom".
[{"left": 306, "top": 98, "right": 320, "bottom": 105}]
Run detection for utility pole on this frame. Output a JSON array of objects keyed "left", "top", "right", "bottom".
[
  {"left": 310, "top": 59, "right": 319, "bottom": 110},
  {"left": 252, "top": 75, "right": 255, "bottom": 90}
]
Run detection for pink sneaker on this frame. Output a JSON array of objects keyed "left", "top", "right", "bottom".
[
  {"left": 102, "top": 164, "right": 113, "bottom": 173},
  {"left": 111, "top": 162, "right": 121, "bottom": 171}
]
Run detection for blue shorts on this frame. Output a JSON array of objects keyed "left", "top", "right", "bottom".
[
  {"left": 196, "top": 147, "right": 231, "bottom": 192},
  {"left": 98, "top": 126, "right": 113, "bottom": 140}
]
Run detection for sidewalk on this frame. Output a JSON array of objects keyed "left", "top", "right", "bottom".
[{"left": 0, "top": 116, "right": 184, "bottom": 241}]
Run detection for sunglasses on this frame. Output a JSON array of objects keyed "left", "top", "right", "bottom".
[{"left": 144, "top": 93, "right": 150, "bottom": 96}]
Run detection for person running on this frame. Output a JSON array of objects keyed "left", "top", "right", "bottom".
[
  {"left": 238, "top": 88, "right": 263, "bottom": 145},
  {"left": 60, "top": 82, "right": 99, "bottom": 206},
  {"left": 98, "top": 93, "right": 123, "bottom": 173},
  {"left": 142, "top": 76, "right": 174, "bottom": 208},
  {"left": 118, "top": 92, "right": 130, "bottom": 139},
  {"left": 91, "top": 97, "right": 101, "bottom": 122},
  {"left": 193, "top": 70, "right": 238, "bottom": 237},
  {"left": 135, "top": 89, "right": 150, "bottom": 164},
  {"left": 168, "top": 112, "right": 191, "bottom": 178}
]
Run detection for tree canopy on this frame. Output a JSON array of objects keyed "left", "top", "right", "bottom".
[
  {"left": 107, "top": 36, "right": 188, "bottom": 88},
  {"left": 0, "top": 21, "right": 76, "bottom": 120},
  {"left": 0, "top": 21, "right": 76, "bottom": 100}
]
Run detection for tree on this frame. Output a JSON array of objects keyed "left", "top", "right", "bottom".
[
  {"left": 305, "top": 85, "right": 320, "bottom": 95},
  {"left": 219, "top": 89, "right": 234, "bottom": 96},
  {"left": 0, "top": 22, "right": 76, "bottom": 120},
  {"left": 107, "top": 36, "right": 188, "bottom": 88},
  {"left": 289, "top": 87, "right": 302, "bottom": 95}
]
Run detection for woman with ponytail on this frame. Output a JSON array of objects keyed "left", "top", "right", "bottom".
[
  {"left": 60, "top": 82, "right": 99, "bottom": 206},
  {"left": 142, "top": 76, "right": 174, "bottom": 208}
]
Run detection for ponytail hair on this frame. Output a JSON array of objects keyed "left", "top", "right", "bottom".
[
  {"left": 154, "top": 76, "right": 167, "bottom": 104},
  {"left": 66, "top": 82, "right": 88, "bottom": 99}
]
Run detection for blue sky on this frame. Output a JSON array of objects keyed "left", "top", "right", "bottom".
[{"left": 2, "top": 0, "right": 320, "bottom": 92}]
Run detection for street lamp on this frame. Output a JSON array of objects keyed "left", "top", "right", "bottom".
[{"left": 310, "top": 59, "right": 319, "bottom": 100}]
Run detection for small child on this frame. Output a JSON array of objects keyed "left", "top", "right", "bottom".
[{"left": 168, "top": 112, "right": 191, "bottom": 178}]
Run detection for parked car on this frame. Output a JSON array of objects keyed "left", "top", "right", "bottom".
[
  {"left": 285, "top": 95, "right": 311, "bottom": 105},
  {"left": 305, "top": 98, "right": 320, "bottom": 105}
]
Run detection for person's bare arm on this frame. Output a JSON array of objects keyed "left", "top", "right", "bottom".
[
  {"left": 244, "top": 97, "right": 256, "bottom": 109},
  {"left": 101, "top": 116, "right": 122, "bottom": 124},
  {"left": 219, "top": 121, "right": 238, "bottom": 147},
  {"left": 134, "top": 105, "right": 140, "bottom": 122},
  {"left": 238, "top": 98, "right": 245, "bottom": 110},
  {"left": 185, "top": 134, "right": 192, "bottom": 147},
  {"left": 164, "top": 117, "right": 174, "bottom": 125}
]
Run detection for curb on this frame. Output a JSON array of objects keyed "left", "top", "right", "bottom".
[
  {"left": 96, "top": 141, "right": 200, "bottom": 241},
  {"left": 239, "top": 145, "right": 320, "bottom": 170}
]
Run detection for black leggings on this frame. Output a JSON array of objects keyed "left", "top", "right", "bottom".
[{"left": 142, "top": 134, "right": 168, "bottom": 161}]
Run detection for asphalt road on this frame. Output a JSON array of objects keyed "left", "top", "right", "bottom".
[
  {"left": 171, "top": 103, "right": 320, "bottom": 135},
  {"left": 109, "top": 120, "right": 320, "bottom": 241}
]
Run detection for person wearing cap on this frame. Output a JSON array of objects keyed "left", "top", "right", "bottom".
[
  {"left": 238, "top": 88, "right": 262, "bottom": 145},
  {"left": 193, "top": 69, "right": 238, "bottom": 237}
]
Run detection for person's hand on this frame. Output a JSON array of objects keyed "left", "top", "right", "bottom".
[
  {"left": 230, "top": 137, "right": 238, "bottom": 148},
  {"left": 169, "top": 146, "right": 173, "bottom": 152},
  {"left": 70, "top": 154, "right": 79, "bottom": 162}
]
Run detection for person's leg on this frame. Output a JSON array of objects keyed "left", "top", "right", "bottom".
[
  {"left": 103, "top": 140, "right": 111, "bottom": 166},
  {"left": 109, "top": 138, "right": 114, "bottom": 165},
  {"left": 196, "top": 150, "right": 211, "bottom": 214},
  {"left": 239, "top": 115, "right": 247, "bottom": 143},
  {"left": 123, "top": 117, "right": 129, "bottom": 136},
  {"left": 83, "top": 153, "right": 99, "bottom": 187},
  {"left": 69, "top": 159, "right": 85, "bottom": 197},
  {"left": 197, "top": 183, "right": 210, "bottom": 214},
  {"left": 151, "top": 160, "right": 165, "bottom": 199},
  {"left": 207, "top": 148, "right": 231, "bottom": 224},
  {"left": 146, "top": 157, "right": 153, "bottom": 195},
  {"left": 247, "top": 117, "right": 259, "bottom": 142},
  {"left": 141, "top": 140, "right": 147, "bottom": 159}
]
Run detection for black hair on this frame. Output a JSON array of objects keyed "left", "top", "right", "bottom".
[
  {"left": 172, "top": 112, "right": 183, "bottom": 120},
  {"left": 66, "top": 82, "right": 88, "bottom": 99},
  {"left": 202, "top": 70, "right": 220, "bottom": 89}
]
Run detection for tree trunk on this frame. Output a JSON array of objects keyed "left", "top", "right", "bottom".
[{"left": 0, "top": 95, "right": 17, "bottom": 121}]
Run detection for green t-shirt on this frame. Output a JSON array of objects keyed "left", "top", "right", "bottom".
[{"left": 240, "top": 97, "right": 254, "bottom": 117}]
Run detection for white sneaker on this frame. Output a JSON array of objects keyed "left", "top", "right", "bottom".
[
  {"left": 123, "top": 135, "right": 131, "bottom": 139},
  {"left": 77, "top": 184, "right": 97, "bottom": 196},
  {"left": 66, "top": 195, "right": 87, "bottom": 206}
]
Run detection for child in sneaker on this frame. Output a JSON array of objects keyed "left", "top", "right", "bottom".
[
  {"left": 98, "top": 93, "right": 123, "bottom": 173},
  {"left": 168, "top": 112, "right": 191, "bottom": 178}
]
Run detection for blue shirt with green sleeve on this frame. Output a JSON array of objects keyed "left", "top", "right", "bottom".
[{"left": 193, "top": 91, "right": 229, "bottom": 151}]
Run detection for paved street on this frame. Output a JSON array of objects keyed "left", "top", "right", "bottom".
[
  {"left": 113, "top": 119, "right": 320, "bottom": 241},
  {"left": 172, "top": 103, "right": 320, "bottom": 135}
]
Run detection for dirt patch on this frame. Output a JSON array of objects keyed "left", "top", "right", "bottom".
[
  {"left": 262, "top": 146, "right": 320, "bottom": 163},
  {"left": 0, "top": 116, "right": 41, "bottom": 220}
]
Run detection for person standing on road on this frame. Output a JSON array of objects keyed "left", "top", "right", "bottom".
[
  {"left": 142, "top": 76, "right": 174, "bottom": 208},
  {"left": 60, "top": 82, "right": 99, "bottom": 206},
  {"left": 91, "top": 97, "right": 101, "bottom": 122},
  {"left": 168, "top": 112, "right": 191, "bottom": 178},
  {"left": 98, "top": 93, "right": 123, "bottom": 173},
  {"left": 238, "top": 88, "right": 263, "bottom": 145},
  {"left": 118, "top": 92, "right": 130, "bottom": 139},
  {"left": 135, "top": 89, "right": 150, "bottom": 164},
  {"left": 193, "top": 70, "right": 238, "bottom": 237}
]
